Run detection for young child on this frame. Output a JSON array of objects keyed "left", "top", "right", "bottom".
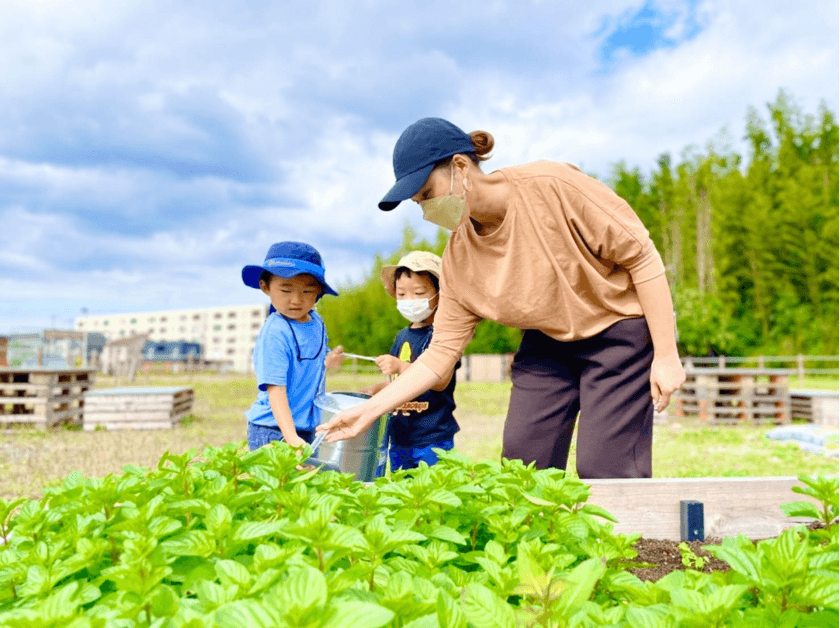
[
  {"left": 242, "top": 241, "right": 343, "bottom": 451},
  {"left": 362, "top": 250, "right": 460, "bottom": 470}
]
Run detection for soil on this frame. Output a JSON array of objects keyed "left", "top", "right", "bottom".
[
  {"left": 629, "top": 537, "right": 731, "bottom": 581},
  {"left": 628, "top": 521, "right": 827, "bottom": 582}
]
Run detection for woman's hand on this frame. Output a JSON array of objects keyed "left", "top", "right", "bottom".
[
  {"left": 316, "top": 401, "right": 380, "bottom": 442},
  {"left": 375, "top": 355, "right": 406, "bottom": 376},
  {"left": 650, "top": 353, "right": 686, "bottom": 412},
  {"left": 325, "top": 345, "right": 344, "bottom": 370}
]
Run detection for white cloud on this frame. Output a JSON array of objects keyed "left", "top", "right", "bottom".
[{"left": 0, "top": 0, "right": 837, "bottom": 334}]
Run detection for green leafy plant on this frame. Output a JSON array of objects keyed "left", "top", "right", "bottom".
[
  {"left": 781, "top": 474, "right": 839, "bottom": 526},
  {"left": 678, "top": 542, "right": 708, "bottom": 570},
  {"left": 0, "top": 447, "right": 836, "bottom": 626}
]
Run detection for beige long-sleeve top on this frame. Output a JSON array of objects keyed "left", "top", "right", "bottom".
[{"left": 417, "top": 160, "right": 666, "bottom": 377}]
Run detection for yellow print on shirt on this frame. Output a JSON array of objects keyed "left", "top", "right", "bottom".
[
  {"left": 393, "top": 340, "right": 421, "bottom": 414},
  {"left": 394, "top": 400, "right": 429, "bottom": 416},
  {"left": 399, "top": 341, "right": 412, "bottom": 362}
]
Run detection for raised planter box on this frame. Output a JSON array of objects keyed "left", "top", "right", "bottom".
[
  {"left": 0, "top": 368, "right": 96, "bottom": 429},
  {"left": 586, "top": 476, "right": 824, "bottom": 541},
  {"left": 83, "top": 386, "right": 194, "bottom": 431}
]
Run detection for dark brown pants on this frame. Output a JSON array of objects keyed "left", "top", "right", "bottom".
[{"left": 501, "top": 317, "right": 654, "bottom": 479}]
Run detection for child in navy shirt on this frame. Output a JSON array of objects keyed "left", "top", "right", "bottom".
[
  {"left": 362, "top": 251, "right": 460, "bottom": 470},
  {"left": 242, "top": 241, "right": 343, "bottom": 451}
]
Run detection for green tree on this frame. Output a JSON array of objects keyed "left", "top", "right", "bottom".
[{"left": 326, "top": 91, "right": 839, "bottom": 359}]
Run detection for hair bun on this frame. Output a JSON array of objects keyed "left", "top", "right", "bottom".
[{"left": 469, "top": 130, "right": 494, "bottom": 161}]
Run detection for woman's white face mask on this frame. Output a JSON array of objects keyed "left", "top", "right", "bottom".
[
  {"left": 396, "top": 297, "right": 436, "bottom": 323},
  {"left": 419, "top": 164, "right": 467, "bottom": 231}
]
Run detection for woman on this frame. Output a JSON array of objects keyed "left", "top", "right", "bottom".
[{"left": 319, "top": 117, "right": 685, "bottom": 478}]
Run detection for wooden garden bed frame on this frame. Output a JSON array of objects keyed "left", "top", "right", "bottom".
[{"left": 586, "top": 476, "right": 828, "bottom": 541}]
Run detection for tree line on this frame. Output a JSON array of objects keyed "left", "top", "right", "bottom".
[{"left": 319, "top": 91, "right": 838, "bottom": 358}]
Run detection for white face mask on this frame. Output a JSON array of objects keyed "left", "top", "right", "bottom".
[
  {"left": 419, "top": 164, "right": 467, "bottom": 231},
  {"left": 397, "top": 297, "right": 436, "bottom": 323}
]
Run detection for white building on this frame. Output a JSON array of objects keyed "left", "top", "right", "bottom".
[{"left": 75, "top": 304, "right": 269, "bottom": 373}]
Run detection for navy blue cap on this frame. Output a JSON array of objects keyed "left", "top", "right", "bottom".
[
  {"left": 379, "top": 117, "right": 475, "bottom": 211},
  {"left": 242, "top": 241, "right": 338, "bottom": 299}
]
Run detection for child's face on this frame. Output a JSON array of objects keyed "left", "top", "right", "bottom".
[
  {"left": 260, "top": 274, "right": 321, "bottom": 321},
  {"left": 395, "top": 272, "right": 438, "bottom": 307}
]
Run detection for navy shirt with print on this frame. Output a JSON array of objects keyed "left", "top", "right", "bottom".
[{"left": 388, "top": 325, "right": 460, "bottom": 448}]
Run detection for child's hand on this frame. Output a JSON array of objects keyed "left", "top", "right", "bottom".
[
  {"left": 325, "top": 345, "right": 344, "bottom": 370},
  {"left": 375, "top": 355, "right": 406, "bottom": 376},
  {"left": 284, "top": 434, "right": 308, "bottom": 452}
]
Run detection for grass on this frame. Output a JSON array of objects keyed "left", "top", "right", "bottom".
[
  {"left": 789, "top": 375, "right": 839, "bottom": 391},
  {"left": 0, "top": 371, "right": 836, "bottom": 500}
]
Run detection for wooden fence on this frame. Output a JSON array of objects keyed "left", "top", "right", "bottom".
[
  {"left": 344, "top": 354, "right": 839, "bottom": 384},
  {"left": 682, "top": 355, "right": 839, "bottom": 379}
]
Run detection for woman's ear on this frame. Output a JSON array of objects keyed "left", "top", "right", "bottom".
[{"left": 451, "top": 154, "right": 472, "bottom": 171}]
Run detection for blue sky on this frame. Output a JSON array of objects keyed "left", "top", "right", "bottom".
[{"left": 1, "top": 0, "right": 837, "bottom": 333}]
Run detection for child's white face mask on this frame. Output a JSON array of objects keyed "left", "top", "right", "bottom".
[{"left": 397, "top": 297, "right": 436, "bottom": 323}]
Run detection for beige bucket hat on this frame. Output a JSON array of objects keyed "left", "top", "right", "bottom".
[{"left": 380, "top": 250, "right": 442, "bottom": 298}]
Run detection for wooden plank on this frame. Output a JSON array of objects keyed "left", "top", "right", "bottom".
[
  {"left": 0, "top": 414, "right": 47, "bottom": 425},
  {"left": 85, "top": 386, "right": 192, "bottom": 397},
  {"left": 47, "top": 408, "right": 83, "bottom": 426},
  {"left": 683, "top": 367, "right": 797, "bottom": 376},
  {"left": 84, "top": 411, "right": 179, "bottom": 421},
  {"left": 703, "top": 406, "right": 789, "bottom": 415},
  {"left": 586, "top": 476, "right": 825, "bottom": 541},
  {"left": 83, "top": 420, "right": 178, "bottom": 431},
  {"left": 1, "top": 393, "right": 87, "bottom": 407},
  {"left": 85, "top": 395, "right": 182, "bottom": 406},
  {"left": 84, "top": 403, "right": 182, "bottom": 412},
  {"left": 0, "top": 384, "right": 60, "bottom": 395},
  {"left": 86, "top": 392, "right": 183, "bottom": 401},
  {"left": 84, "top": 394, "right": 184, "bottom": 404},
  {"left": 83, "top": 411, "right": 188, "bottom": 431}
]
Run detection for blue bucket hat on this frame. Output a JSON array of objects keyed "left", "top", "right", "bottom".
[
  {"left": 242, "top": 241, "right": 338, "bottom": 299},
  {"left": 379, "top": 117, "right": 475, "bottom": 211}
]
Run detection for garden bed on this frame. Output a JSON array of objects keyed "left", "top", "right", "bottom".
[
  {"left": 630, "top": 537, "right": 732, "bottom": 581},
  {"left": 0, "top": 444, "right": 835, "bottom": 626},
  {"left": 630, "top": 519, "right": 828, "bottom": 581}
]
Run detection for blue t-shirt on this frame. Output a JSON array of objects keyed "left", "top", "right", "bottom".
[
  {"left": 245, "top": 311, "right": 328, "bottom": 431},
  {"left": 388, "top": 325, "right": 460, "bottom": 448}
]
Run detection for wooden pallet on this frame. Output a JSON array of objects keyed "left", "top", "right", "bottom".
[
  {"left": 83, "top": 387, "right": 194, "bottom": 431},
  {"left": 790, "top": 390, "right": 840, "bottom": 425},
  {"left": 0, "top": 368, "right": 96, "bottom": 429},
  {"left": 673, "top": 368, "right": 792, "bottom": 424}
]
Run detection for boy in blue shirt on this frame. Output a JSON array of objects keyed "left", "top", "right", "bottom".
[
  {"left": 242, "top": 241, "right": 343, "bottom": 451},
  {"left": 362, "top": 251, "right": 460, "bottom": 470}
]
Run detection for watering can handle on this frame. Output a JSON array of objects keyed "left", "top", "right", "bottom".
[
  {"left": 343, "top": 352, "right": 378, "bottom": 362},
  {"left": 309, "top": 431, "right": 327, "bottom": 452}
]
